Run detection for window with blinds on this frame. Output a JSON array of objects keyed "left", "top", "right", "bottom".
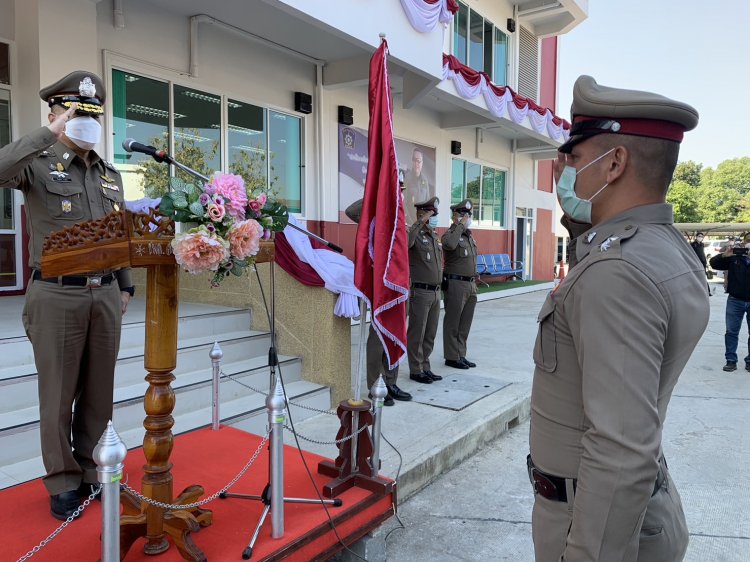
[{"left": 518, "top": 26, "right": 539, "bottom": 102}]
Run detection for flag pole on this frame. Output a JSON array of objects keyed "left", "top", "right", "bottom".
[{"left": 352, "top": 298, "right": 368, "bottom": 403}]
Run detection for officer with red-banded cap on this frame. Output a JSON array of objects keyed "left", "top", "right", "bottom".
[
  {"left": 0, "top": 70, "right": 133, "bottom": 520},
  {"left": 527, "top": 76, "right": 708, "bottom": 562}
]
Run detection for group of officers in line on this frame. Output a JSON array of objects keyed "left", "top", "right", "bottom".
[{"left": 347, "top": 194, "right": 481, "bottom": 406}]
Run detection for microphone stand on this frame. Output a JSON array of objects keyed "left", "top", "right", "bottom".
[{"left": 138, "top": 149, "right": 344, "bottom": 558}]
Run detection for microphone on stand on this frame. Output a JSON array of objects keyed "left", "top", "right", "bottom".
[{"left": 122, "top": 138, "right": 172, "bottom": 164}]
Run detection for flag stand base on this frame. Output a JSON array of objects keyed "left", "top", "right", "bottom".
[{"left": 317, "top": 400, "right": 393, "bottom": 497}]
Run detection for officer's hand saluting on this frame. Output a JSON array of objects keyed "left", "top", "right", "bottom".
[{"left": 46, "top": 103, "right": 77, "bottom": 139}]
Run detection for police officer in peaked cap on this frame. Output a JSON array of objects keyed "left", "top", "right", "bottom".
[
  {"left": 442, "top": 198, "right": 478, "bottom": 370},
  {"left": 527, "top": 75, "right": 708, "bottom": 562},
  {"left": 0, "top": 70, "right": 134, "bottom": 520},
  {"left": 407, "top": 197, "right": 443, "bottom": 384}
]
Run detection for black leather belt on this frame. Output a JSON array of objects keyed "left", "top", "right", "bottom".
[
  {"left": 527, "top": 455, "right": 665, "bottom": 503},
  {"left": 33, "top": 270, "right": 114, "bottom": 287},
  {"left": 445, "top": 274, "right": 475, "bottom": 282},
  {"left": 412, "top": 282, "right": 440, "bottom": 291}
]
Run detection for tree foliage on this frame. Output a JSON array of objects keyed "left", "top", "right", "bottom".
[{"left": 669, "top": 157, "right": 750, "bottom": 223}]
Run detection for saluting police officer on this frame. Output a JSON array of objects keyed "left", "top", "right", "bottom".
[
  {"left": 407, "top": 197, "right": 443, "bottom": 384},
  {"left": 0, "top": 71, "right": 133, "bottom": 520},
  {"left": 527, "top": 76, "right": 709, "bottom": 562},
  {"left": 442, "top": 199, "right": 478, "bottom": 370},
  {"left": 345, "top": 198, "right": 412, "bottom": 406}
]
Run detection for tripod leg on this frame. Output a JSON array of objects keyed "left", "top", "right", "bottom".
[
  {"left": 283, "top": 496, "right": 343, "bottom": 506},
  {"left": 243, "top": 503, "right": 271, "bottom": 560}
]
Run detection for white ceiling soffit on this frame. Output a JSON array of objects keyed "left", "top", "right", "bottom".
[{"left": 515, "top": 0, "right": 588, "bottom": 38}]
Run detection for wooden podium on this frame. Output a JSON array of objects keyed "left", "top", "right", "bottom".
[{"left": 42, "top": 210, "right": 273, "bottom": 561}]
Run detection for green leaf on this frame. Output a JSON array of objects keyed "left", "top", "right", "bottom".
[
  {"left": 169, "top": 176, "right": 187, "bottom": 193},
  {"left": 188, "top": 201, "right": 205, "bottom": 217},
  {"left": 171, "top": 192, "right": 188, "bottom": 208},
  {"left": 174, "top": 210, "right": 192, "bottom": 223},
  {"left": 159, "top": 195, "right": 175, "bottom": 216},
  {"left": 185, "top": 183, "right": 200, "bottom": 199}
]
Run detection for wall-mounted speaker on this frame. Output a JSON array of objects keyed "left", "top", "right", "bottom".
[
  {"left": 338, "top": 105, "right": 354, "bottom": 126},
  {"left": 450, "top": 140, "right": 462, "bottom": 156},
  {"left": 294, "top": 92, "right": 313, "bottom": 114},
  {"left": 507, "top": 18, "right": 516, "bottom": 33}
]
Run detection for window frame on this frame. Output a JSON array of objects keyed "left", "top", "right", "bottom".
[
  {"left": 0, "top": 37, "right": 23, "bottom": 292},
  {"left": 452, "top": 2, "right": 510, "bottom": 85},
  {"left": 104, "top": 51, "right": 306, "bottom": 216},
  {"left": 450, "top": 157, "right": 508, "bottom": 229}
]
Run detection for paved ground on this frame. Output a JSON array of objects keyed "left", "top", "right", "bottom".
[{"left": 381, "top": 281, "right": 750, "bottom": 562}]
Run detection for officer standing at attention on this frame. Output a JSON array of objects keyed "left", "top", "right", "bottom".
[
  {"left": 345, "top": 198, "right": 412, "bottom": 406},
  {"left": 442, "top": 199, "right": 478, "bottom": 370},
  {"left": 407, "top": 197, "right": 443, "bottom": 384},
  {"left": 0, "top": 71, "right": 133, "bottom": 520},
  {"left": 527, "top": 75, "right": 708, "bottom": 562}
]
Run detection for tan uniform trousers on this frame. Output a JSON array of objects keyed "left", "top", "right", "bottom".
[
  {"left": 407, "top": 287, "right": 441, "bottom": 373},
  {"left": 22, "top": 277, "right": 122, "bottom": 495},
  {"left": 442, "top": 279, "right": 477, "bottom": 361},
  {"left": 366, "top": 325, "right": 398, "bottom": 391},
  {"left": 532, "top": 464, "right": 689, "bottom": 562}
]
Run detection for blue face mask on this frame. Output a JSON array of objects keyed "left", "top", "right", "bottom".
[
  {"left": 428, "top": 216, "right": 439, "bottom": 228},
  {"left": 556, "top": 148, "right": 615, "bottom": 223}
]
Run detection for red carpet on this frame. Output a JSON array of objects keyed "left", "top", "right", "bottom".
[{"left": 3, "top": 426, "right": 394, "bottom": 561}]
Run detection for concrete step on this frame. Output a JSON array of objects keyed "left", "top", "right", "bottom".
[{"left": 0, "top": 380, "right": 330, "bottom": 489}]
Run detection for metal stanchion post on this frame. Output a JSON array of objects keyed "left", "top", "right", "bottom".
[
  {"left": 268, "top": 378, "right": 286, "bottom": 538},
  {"left": 370, "top": 375, "right": 387, "bottom": 476},
  {"left": 94, "top": 421, "right": 127, "bottom": 562},
  {"left": 210, "top": 341, "right": 223, "bottom": 430}
]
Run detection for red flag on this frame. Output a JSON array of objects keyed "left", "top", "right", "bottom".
[{"left": 354, "top": 39, "right": 409, "bottom": 369}]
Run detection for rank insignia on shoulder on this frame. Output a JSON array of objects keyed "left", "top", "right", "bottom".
[
  {"left": 62, "top": 152, "right": 70, "bottom": 161},
  {"left": 599, "top": 236, "right": 619, "bottom": 252},
  {"left": 61, "top": 199, "right": 72, "bottom": 213},
  {"left": 586, "top": 231, "right": 597, "bottom": 244},
  {"left": 104, "top": 161, "right": 118, "bottom": 172}
]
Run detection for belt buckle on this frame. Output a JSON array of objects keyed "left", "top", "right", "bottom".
[{"left": 86, "top": 276, "right": 103, "bottom": 288}]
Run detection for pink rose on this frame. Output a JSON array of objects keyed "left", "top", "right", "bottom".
[
  {"left": 171, "top": 231, "right": 229, "bottom": 274},
  {"left": 249, "top": 200, "right": 262, "bottom": 213},
  {"left": 207, "top": 204, "right": 225, "bottom": 222},
  {"left": 256, "top": 192, "right": 267, "bottom": 206},
  {"left": 227, "top": 219, "right": 263, "bottom": 259},
  {"left": 205, "top": 172, "right": 247, "bottom": 219}
]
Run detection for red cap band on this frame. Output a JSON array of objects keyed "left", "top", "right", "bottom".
[{"left": 573, "top": 116, "right": 685, "bottom": 143}]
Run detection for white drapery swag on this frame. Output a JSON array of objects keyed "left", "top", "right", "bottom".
[
  {"left": 399, "top": 0, "right": 454, "bottom": 32},
  {"left": 283, "top": 215, "right": 363, "bottom": 318},
  {"left": 442, "top": 63, "right": 570, "bottom": 142}
]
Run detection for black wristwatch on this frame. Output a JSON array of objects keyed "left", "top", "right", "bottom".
[{"left": 121, "top": 286, "right": 135, "bottom": 297}]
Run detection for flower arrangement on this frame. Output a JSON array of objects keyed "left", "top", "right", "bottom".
[{"left": 158, "top": 173, "right": 288, "bottom": 286}]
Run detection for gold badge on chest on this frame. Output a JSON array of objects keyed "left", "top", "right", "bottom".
[{"left": 61, "top": 199, "right": 72, "bottom": 213}]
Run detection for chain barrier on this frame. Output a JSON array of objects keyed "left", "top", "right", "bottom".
[
  {"left": 284, "top": 423, "right": 369, "bottom": 446},
  {"left": 121, "top": 431, "right": 269, "bottom": 510},
  {"left": 220, "top": 371, "right": 338, "bottom": 416},
  {"left": 15, "top": 488, "right": 101, "bottom": 562}
]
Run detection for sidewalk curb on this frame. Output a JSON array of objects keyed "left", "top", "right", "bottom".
[{"left": 392, "top": 390, "right": 531, "bottom": 502}]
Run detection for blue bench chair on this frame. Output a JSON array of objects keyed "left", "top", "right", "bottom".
[{"left": 476, "top": 253, "right": 524, "bottom": 283}]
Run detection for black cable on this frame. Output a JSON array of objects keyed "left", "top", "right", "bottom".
[
  {"left": 380, "top": 432, "right": 407, "bottom": 546},
  {"left": 253, "top": 267, "right": 370, "bottom": 562}
]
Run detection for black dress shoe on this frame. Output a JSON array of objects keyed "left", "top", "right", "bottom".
[
  {"left": 369, "top": 393, "right": 395, "bottom": 406},
  {"left": 445, "top": 359, "right": 469, "bottom": 370},
  {"left": 460, "top": 357, "right": 476, "bottom": 368},
  {"left": 424, "top": 370, "right": 442, "bottom": 381},
  {"left": 50, "top": 490, "right": 82, "bottom": 521},
  {"left": 387, "top": 384, "right": 412, "bottom": 401},
  {"left": 409, "top": 372, "right": 433, "bottom": 384}
]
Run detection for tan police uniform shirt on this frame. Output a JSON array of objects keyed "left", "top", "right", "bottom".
[
  {"left": 530, "top": 204, "right": 709, "bottom": 560},
  {"left": 408, "top": 221, "right": 442, "bottom": 285},
  {"left": 442, "top": 222, "right": 477, "bottom": 277},
  {"left": 0, "top": 126, "right": 131, "bottom": 287}
]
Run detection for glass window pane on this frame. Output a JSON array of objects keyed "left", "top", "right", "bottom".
[
  {"left": 451, "top": 159, "right": 465, "bottom": 205},
  {"left": 0, "top": 42, "right": 8, "bottom": 85},
  {"left": 466, "top": 162, "right": 481, "bottom": 212},
  {"left": 469, "top": 10, "right": 484, "bottom": 72},
  {"left": 1, "top": 189, "right": 11, "bottom": 230},
  {"left": 228, "top": 99, "right": 267, "bottom": 194},
  {"left": 481, "top": 167, "right": 494, "bottom": 222},
  {"left": 112, "top": 70, "right": 170, "bottom": 199},
  {"left": 483, "top": 22, "right": 493, "bottom": 76},
  {"left": 174, "top": 85, "right": 222, "bottom": 187},
  {"left": 0, "top": 89, "right": 9, "bottom": 148},
  {"left": 269, "top": 111, "right": 301, "bottom": 213},
  {"left": 494, "top": 28, "right": 508, "bottom": 85},
  {"left": 494, "top": 169, "right": 506, "bottom": 225},
  {"left": 454, "top": 3, "right": 468, "bottom": 65}
]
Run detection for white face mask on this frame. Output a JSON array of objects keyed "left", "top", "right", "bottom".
[
  {"left": 466, "top": 217, "right": 473, "bottom": 228},
  {"left": 65, "top": 116, "right": 101, "bottom": 151}
]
